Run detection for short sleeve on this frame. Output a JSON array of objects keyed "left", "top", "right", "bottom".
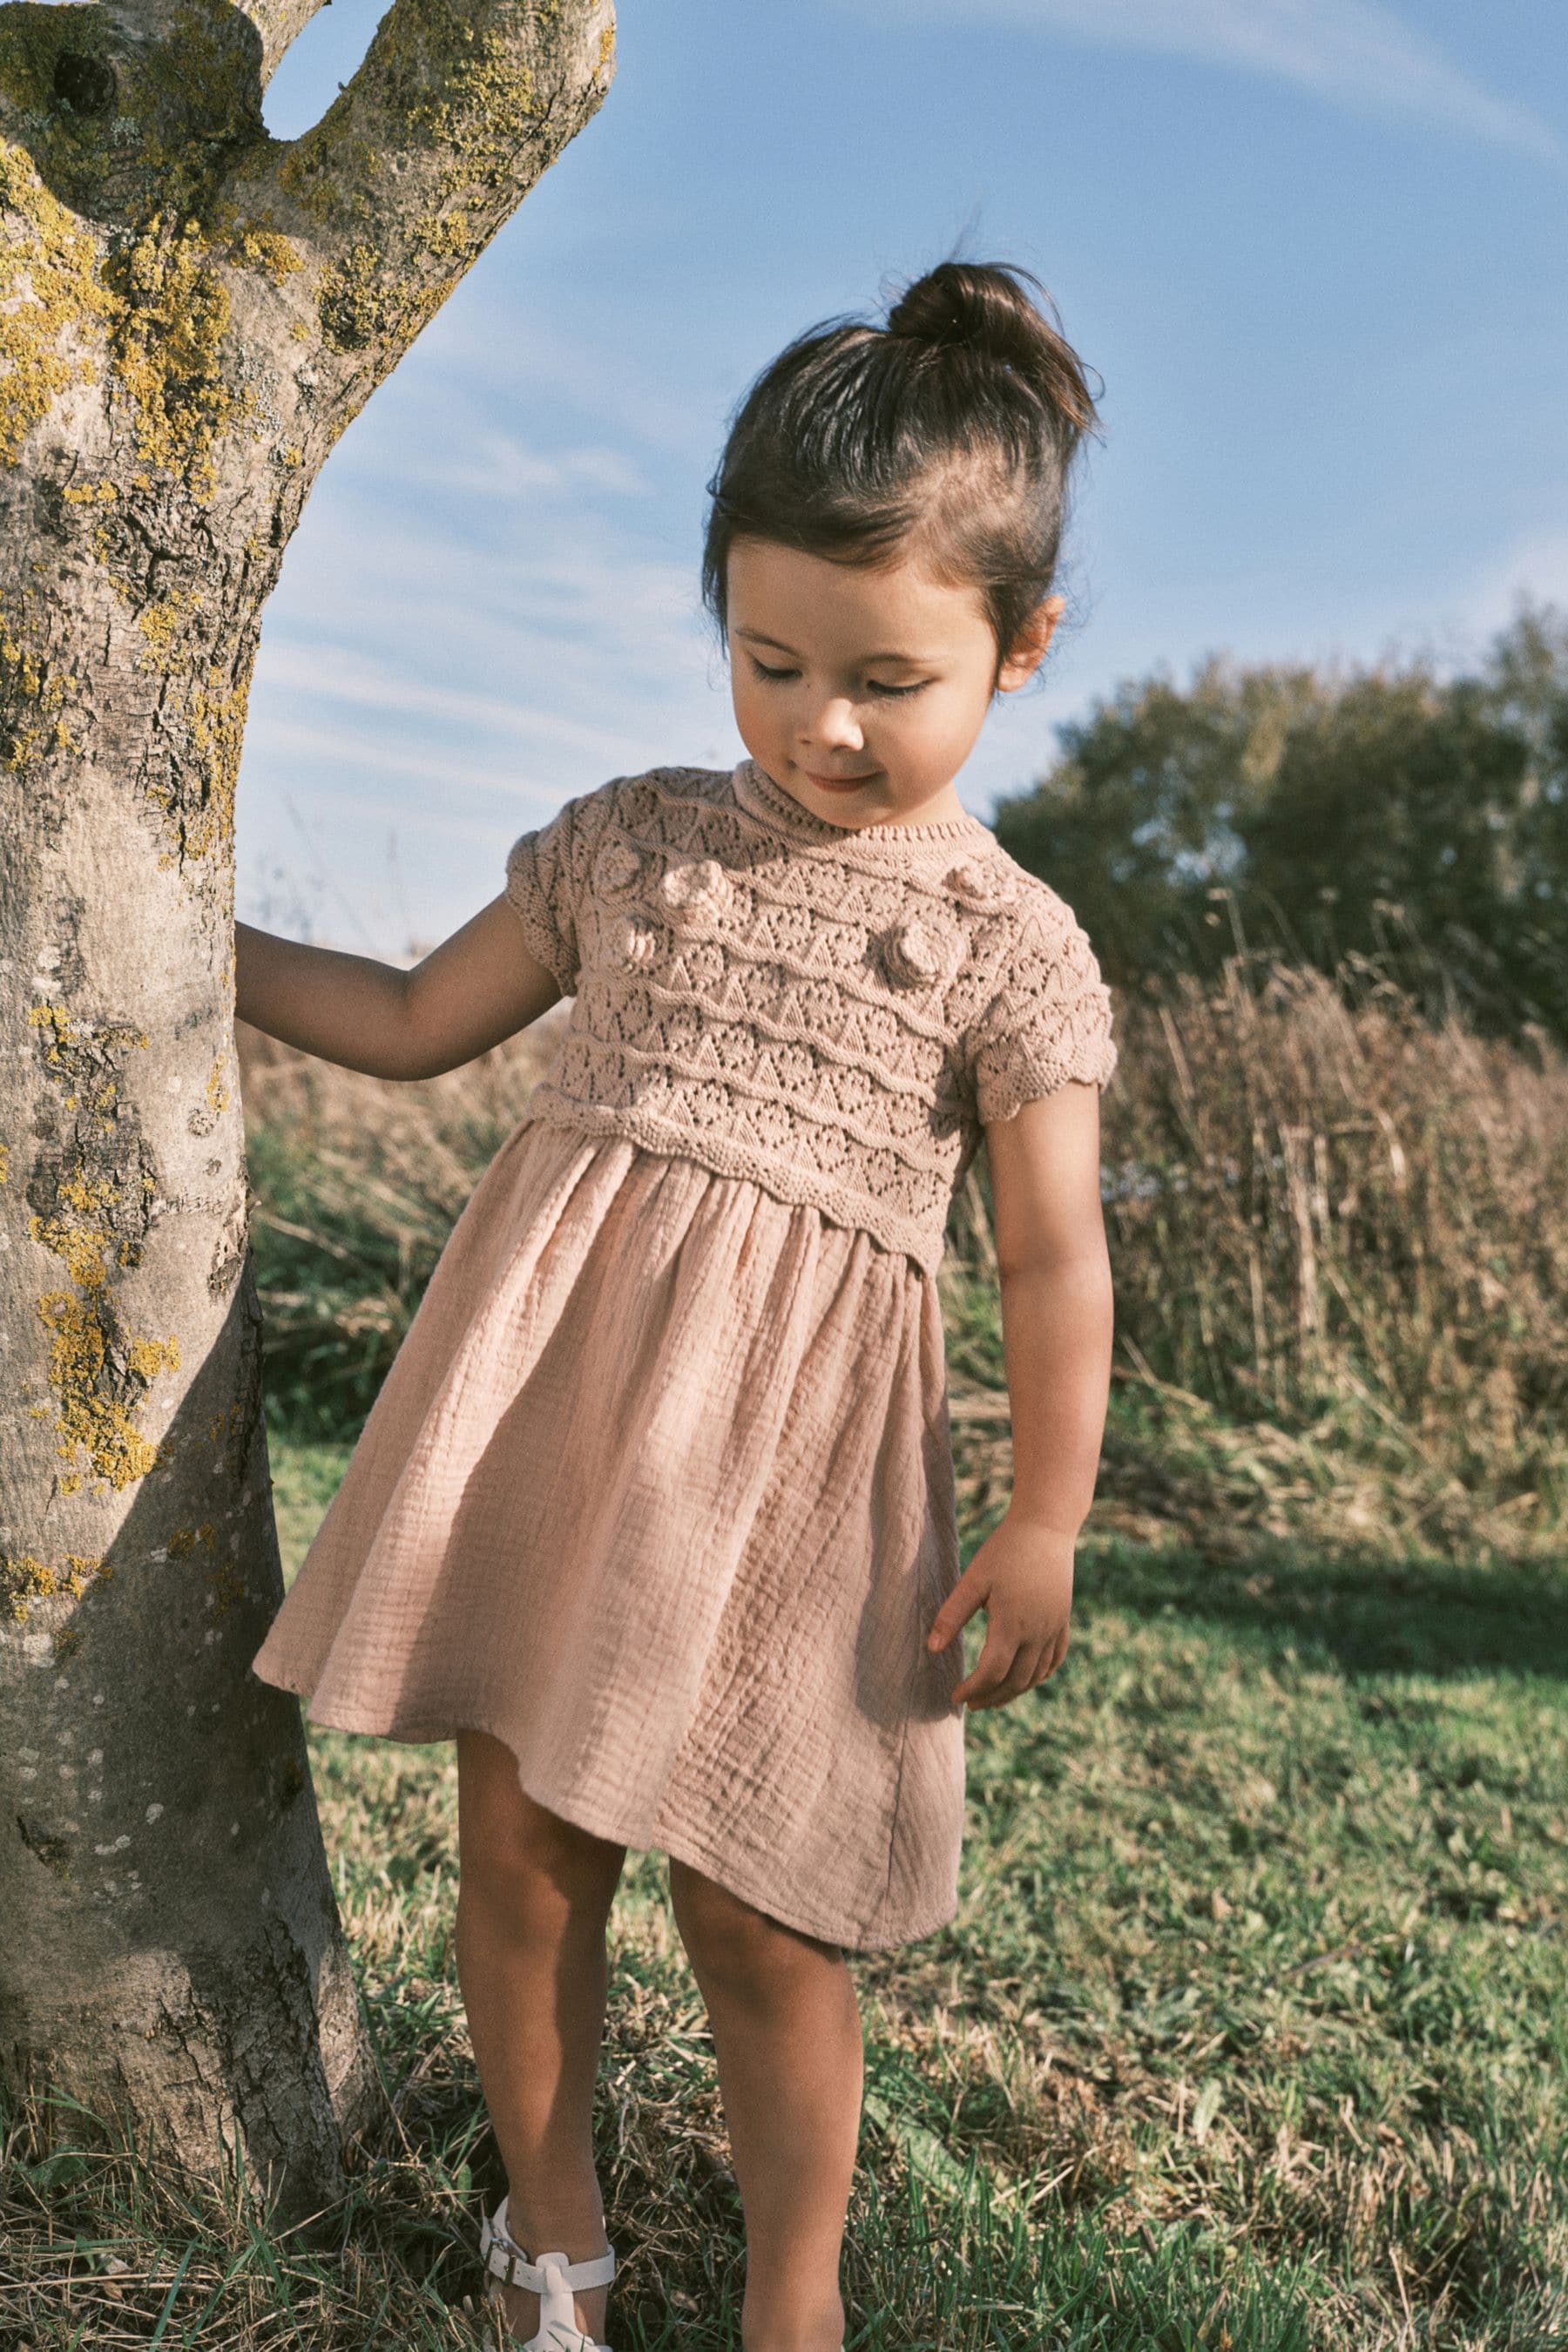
[
  {"left": 504, "top": 789, "right": 601, "bottom": 995},
  {"left": 967, "top": 896, "right": 1118, "bottom": 1127}
]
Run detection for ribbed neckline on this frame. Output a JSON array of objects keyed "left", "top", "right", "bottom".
[{"left": 731, "top": 758, "right": 991, "bottom": 847}]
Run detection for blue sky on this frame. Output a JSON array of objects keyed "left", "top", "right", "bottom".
[{"left": 243, "top": 0, "right": 1568, "bottom": 957}]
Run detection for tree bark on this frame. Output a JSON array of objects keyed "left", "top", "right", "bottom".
[{"left": 0, "top": 0, "right": 615, "bottom": 2227}]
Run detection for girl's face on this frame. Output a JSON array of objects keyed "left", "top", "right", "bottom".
[{"left": 726, "top": 537, "right": 1062, "bottom": 832}]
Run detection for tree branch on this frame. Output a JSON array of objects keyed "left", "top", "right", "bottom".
[
  {"left": 232, "top": 0, "right": 339, "bottom": 91},
  {"left": 231, "top": 0, "right": 615, "bottom": 387},
  {"left": 107, "top": 0, "right": 339, "bottom": 93}
]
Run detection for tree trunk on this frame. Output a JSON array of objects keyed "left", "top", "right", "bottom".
[{"left": 0, "top": 0, "right": 615, "bottom": 2226}]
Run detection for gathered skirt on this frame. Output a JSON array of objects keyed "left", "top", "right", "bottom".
[{"left": 248, "top": 1115, "right": 968, "bottom": 1950}]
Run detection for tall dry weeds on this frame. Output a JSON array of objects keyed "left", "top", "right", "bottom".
[
  {"left": 1088, "top": 955, "right": 1566, "bottom": 1501},
  {"left": 236, "top": 952, "right": 1566, "bottom": 1531}
]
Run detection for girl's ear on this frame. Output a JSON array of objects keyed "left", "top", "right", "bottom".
[{"left": 997, "top": 595, "right": 1065, "bottom": 693}]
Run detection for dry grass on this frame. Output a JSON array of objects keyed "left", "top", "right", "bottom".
[
  {"left": 945, "top": 947, "right": 1568, "bottom": 1564},
  {"left": 4, "top": 962, "right": 1564, "bottom": 2349},
  {"left": 1099, "top": 952, "right": 1566, "bottom": 1495}
]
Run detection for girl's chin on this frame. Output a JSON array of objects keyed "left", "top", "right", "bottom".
[{"left": 799, "top": 769, "right": 878, "bottom": 796}]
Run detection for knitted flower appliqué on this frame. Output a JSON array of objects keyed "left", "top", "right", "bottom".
[
  {"left": 594, "top": 835, "right": 646, "bottom": 896},
  {"left": 882, "top": 911, "right": 967, "bottom": 991},
  {"left": 659, "top": 855, "right": 736, "bottom": 926},
  {"left": 944, "top": 855, "right": 1019, "bottom": 916},
  {"left": 613, "top": 914, "right": 660, "bottom": 970}
]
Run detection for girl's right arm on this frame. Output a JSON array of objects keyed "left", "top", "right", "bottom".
[{"left": 234, "top": 896, "right": 564, "bottom": 1080}]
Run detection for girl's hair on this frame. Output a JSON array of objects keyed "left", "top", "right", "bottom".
[{"left": 701, "top": 259, "right": 1100, "bottom": 675}]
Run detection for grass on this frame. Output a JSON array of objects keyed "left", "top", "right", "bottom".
[
  {"left": 4, "top": 968, "right": 1566, "bottom": 2349},
  {"left": 6, "top": 1392, "right": 1565, "bottom": 2350}
]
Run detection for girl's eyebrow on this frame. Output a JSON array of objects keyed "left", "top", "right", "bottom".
[
  {"left": 733, "top": 625, "right": 929, "bottom": 666},
  {"left": 733, "top": 627, "right": 802, "bottom": 655}
]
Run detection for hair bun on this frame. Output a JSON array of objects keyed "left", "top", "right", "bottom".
[
  {"left": 888, "top": 260, "right": 1012, "bottom": 349},
  {"left": 886, "top": 260, "right": 1097, "bottom": 429}
]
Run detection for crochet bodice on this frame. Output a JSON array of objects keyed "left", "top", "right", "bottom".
[{"left": 502, "top": 760, "right": 1117, "bottom": 1276}]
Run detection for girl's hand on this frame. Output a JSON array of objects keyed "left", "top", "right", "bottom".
[{"left": 925, "top": 1511, "right": 1074, "bottom": 1711}]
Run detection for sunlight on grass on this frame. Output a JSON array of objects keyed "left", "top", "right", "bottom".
[{"left": 5, "top": 979, "right": 1565, "bottom": 2349}]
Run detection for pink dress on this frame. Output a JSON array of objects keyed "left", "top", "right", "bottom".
[{"left": 249, "top": 760, "right": 1118, "bottom": 1950}]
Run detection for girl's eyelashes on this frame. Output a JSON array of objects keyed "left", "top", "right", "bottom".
[{"left": 745, "top": 655, "right": 930, "bottom": 700}]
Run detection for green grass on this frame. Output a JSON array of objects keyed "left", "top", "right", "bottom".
[
  {"left": 333, "top": 1426, "right": 1568, "bottom": 2350},
  {"left": 10, "top": 1398, "right": 1560, "bottom": 2352},
  {"left": 283, "top": 1408, "right": 1568, "bottom": 2347},
  {"left": 13, "top": 995, "right": 1565, "bottom": 2342}
]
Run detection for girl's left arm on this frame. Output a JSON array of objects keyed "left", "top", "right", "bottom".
[{"left": 925, "top": 1078, "right": 1114, "bottom": 1709}]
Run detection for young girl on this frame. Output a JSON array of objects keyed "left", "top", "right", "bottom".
[{"left": 242, "top": 259, "right": 1118, "bottom": 2352}]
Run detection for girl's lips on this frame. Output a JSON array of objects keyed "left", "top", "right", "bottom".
[{"left": 802, "top": 769, "right": 875, "bottom": 792}]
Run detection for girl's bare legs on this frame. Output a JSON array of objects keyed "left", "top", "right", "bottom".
[
  {"left": 455, "top": 1730, "right": 626, "bottom": 2347},
  {"left": 669, "top": 1858, "right": 862, "bottom": 2352}
]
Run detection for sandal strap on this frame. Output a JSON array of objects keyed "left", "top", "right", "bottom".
[{"left": 480, "top": 2194, "right": 617, "bottom": 2303}]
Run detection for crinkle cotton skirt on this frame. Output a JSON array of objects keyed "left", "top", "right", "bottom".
[{"left": 248, "top": 1116, "right": 968, "bottom": 1950}]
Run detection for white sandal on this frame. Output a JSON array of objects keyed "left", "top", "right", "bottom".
[{"left": 478, "top": 2193, "right": 617, "bottom": 2352}]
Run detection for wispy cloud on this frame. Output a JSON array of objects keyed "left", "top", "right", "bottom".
[
  {"left": 237, "top": 469, "right": 746, "bottom": 948},
  {"left": 837, "top": 0, "right": 1564, "bottom": 168},
  {"left": 1466, "top": 524, "right": 1568, "bottom": 639},
  {"left": 395, "top": 432, "right": 652, "bottom": 504}
]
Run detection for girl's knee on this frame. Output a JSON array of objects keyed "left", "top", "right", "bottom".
[
  {"left": 456, "top": 1731, "right": 625, "bottom": 1902},
  {"left": 669, "top": 1856, "right": 842, "bottom": 1978}
]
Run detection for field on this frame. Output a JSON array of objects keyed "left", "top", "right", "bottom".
[{"left": 4, "top": 950, "right": 1566, "bottom": 2349}]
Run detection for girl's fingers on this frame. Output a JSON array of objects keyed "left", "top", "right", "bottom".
[
  {"left": 1035, "top": 1629, "right": 1069, "bottom": 1683},
  {"left": 927, "top": 1575, "right": 989, "bottom": 1652},
  {"left": 952, "top": 1632, "right": 1024, "bottom": 1709},
  {"left": 977, "top": 1643, "right": 1046, "bottom": 1710},
  {"left": 947, "top": 1616, "right": 1072, "bottom": 1707}
]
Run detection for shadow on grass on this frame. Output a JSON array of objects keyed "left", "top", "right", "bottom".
[{"left": 1080, "top": 1532, "right": 1568, "bottom": 1681}]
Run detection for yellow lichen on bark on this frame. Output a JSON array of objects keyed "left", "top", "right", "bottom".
[
  {"left": 1, "top": 104, "right": 303, "bottom": 490},
  {"left": 155, "top": 652, "right": 254, "bottom": 863},
  {"left": 301, "top": 11, "right": 559, "bottom": 353},
  {"left": 25, "top": 1009, "right": 172, "bottom": 1494},
  {"left": 2, "top": 1549, "right": 106, "bottom": 1625},
  {"left": 30, "top": 1166, "right": 118, "bottom": 1290},
  {"left": 105, "top": 210, "right": 257, "bottom": 504},
  {"left": 25, "top": 1010, "right": 125, "bottom": 1132},
  {"left": 408, "top": 25, "right": 544, "bottom": 267},
  {"left": 136, "top": 587, "right": 203, "bottom": 672},
  {"left": 2, "top": 594, "right": 86, "bottom": 771},
  {"left": 27, "top": 1004, "right": 80, "bottom": 1065},
  {"left": 0, "top": 139, "right": 115, "bottom": 466},
  {"left": 314, "top": 237, "right": 405, "bottom": 352},
  {"left": 171, "top": 1524, "right": 253, "bottom": 1616},
  {"left": 409, "top": 28, "right": 541, "bottom": 188},
  {"left": 206, "top": 1559, "right": 247, "bottom": 1617},
  {"left": 36, "top": 1289, "right": 177, "bottom": 1490},
  {"left": 224, "top": 209, "right": 306, "bottom": 288}
]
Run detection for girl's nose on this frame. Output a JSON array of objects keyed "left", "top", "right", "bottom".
[{"left": 803, "top": 697, "right": 864, "bottom": 753}]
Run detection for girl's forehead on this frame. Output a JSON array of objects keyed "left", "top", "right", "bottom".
[{"left": 726, "top": 537, "right": 993, "bottom": 652}]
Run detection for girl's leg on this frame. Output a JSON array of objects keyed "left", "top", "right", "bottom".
[
  {"left": 669, "top": 1858, "right": 862, "bottom": 2352},
  {"left": 456, "top": 1730, "right": 627, "bottom": 2347}
]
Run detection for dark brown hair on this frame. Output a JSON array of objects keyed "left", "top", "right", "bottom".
[{"left": 701, "top": 260, "right": 1100, "bottom": 678}]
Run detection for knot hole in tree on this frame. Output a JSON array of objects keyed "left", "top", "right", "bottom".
[{"left": 53, "top": 51, "right": 118, "bottom": 118}]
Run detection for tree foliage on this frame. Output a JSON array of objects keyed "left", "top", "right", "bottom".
[{"left": 997, "top": 605, "right": 1568, "bottom": 1044}]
